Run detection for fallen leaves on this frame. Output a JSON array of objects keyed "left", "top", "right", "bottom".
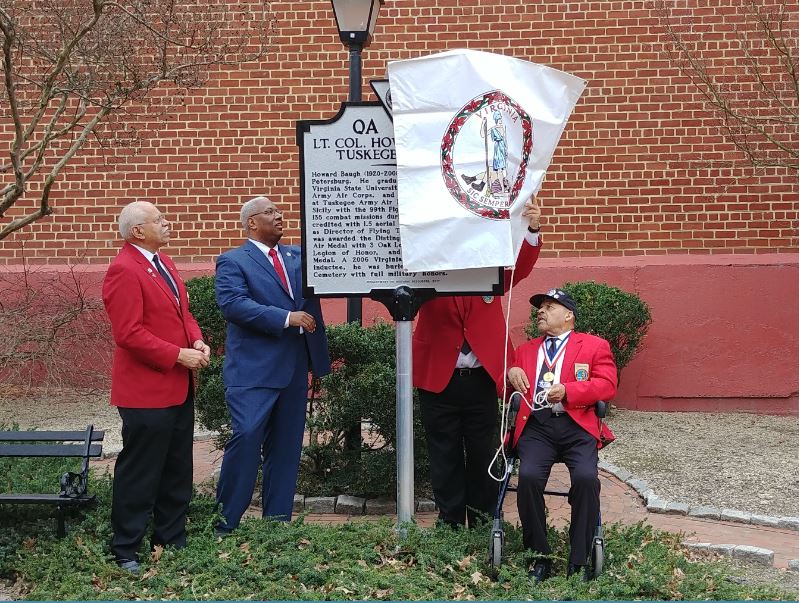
[
  {"left": 90, "top": 574, "right": 105, "bottom": 591},
  {"left": 457, "top": 554, "right": 474, "bottom": 571}
]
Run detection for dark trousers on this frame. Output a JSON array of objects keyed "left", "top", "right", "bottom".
[
  {"left": 516, "top": 413, "right": 599, "bottom": 565},
  {"left": 419, "top": 367, "right": 499, "bottom": 527},
  {"left": 111, "top": 387, "right": 194, "bottom": 561},
  {"left": 216, "top": 352, "right": 310, "bottom": 528}
]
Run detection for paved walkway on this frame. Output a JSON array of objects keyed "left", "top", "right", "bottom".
[{"left": 97, "top": 438, "right": 799, "bottom": 569}]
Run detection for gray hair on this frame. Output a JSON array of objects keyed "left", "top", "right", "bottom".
[
  {"left": 118, "top": 201, "right": 153, "bottom": 239},
  {"left": 240, "top": 196, "right": 271, "bottom": 229}
]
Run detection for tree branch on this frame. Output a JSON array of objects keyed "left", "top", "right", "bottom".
[
  {"left": 659, "top": 0, "right": 799, "bottom": 172},
  {"left": 0, "top": 0, "right": 275, "bottom": 239}
]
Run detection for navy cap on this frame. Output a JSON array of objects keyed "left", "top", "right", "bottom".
[{"left": 530, "top": 288, "right": 578, "bottom": 315}]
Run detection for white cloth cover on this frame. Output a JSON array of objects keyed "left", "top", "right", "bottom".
[{"left": 388, "top": 49, "right": 586, "bottom": 271}]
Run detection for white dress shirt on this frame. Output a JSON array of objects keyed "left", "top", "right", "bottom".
[{"left": 131, "top": 244, "right": 179, "bottom": 305}]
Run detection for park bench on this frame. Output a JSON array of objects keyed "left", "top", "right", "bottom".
[{"left": 0, "top": 425, "right": 104, "bottom": 537}]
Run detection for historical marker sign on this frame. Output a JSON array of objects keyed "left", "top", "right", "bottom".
[
  {"left": 370, "top": 79, "right": 392, "bottom": 119},
  {"left": 297, "top": 102, "right": 503, "bottom": 297}
]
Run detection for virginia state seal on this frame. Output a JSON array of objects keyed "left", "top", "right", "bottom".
[{"left": 440, "top": 90, "right": 533, "bottom": 220}]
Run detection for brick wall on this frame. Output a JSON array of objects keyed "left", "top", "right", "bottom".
[{"left": 1, "top": 0, "right": 798, "bottom": 263}]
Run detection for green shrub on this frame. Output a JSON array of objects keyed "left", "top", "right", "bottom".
[
  {"left": 185, "top": 275, "right": 229, "bottom": 447},
  {"left": 186, "top": 275, "right": 226, "bottom": 355},
  {"left": 299, "top": 321, "right": 430, "bottom": 498},
  {"left": 0, "top": 446, "right": 790, "bottom": 600},
  {"left": 194, "top": 356, "right": 229, "bottom": 448},
  {"left": 525, "top": 281, "right": 652, "bottom": 375},
  {"left": 4, "top": 485, "right": 791, "bottom": 601}
]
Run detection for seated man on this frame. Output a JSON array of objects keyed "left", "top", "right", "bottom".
[{"left": 507, "top": 289, "right": 617, "bottom": 582}]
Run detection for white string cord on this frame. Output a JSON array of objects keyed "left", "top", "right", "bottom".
[
  {"left": 531, "top": 388, "right": 554, "bottom": 412},
  {"left": 487, "top": 260, "right": 555, "bottom": 483},
  {"left": 488, "top": 262, "right": 517, "bottom": 483},
  {"left": 488, "top": 391, "right": 524, "bottom": 481}
]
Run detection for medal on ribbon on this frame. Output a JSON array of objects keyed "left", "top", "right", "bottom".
[{"left": 540, "top": 335, "right": 569, "bottom": 387}]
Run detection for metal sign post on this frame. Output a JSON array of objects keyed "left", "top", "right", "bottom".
[
  {"left": 379, "top": 286, "right": 428, "bottom": 524},
  {"left": 395, "top": 320, "right": 413, "bottom": 523}
]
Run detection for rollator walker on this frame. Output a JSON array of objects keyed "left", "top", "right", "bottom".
[{"left": 487, "top": 394, "right": 608, "bottom": 580}]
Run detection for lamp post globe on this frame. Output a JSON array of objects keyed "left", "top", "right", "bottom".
[{"left": 331, "top": 0, "right": 382, "bottom": 47}]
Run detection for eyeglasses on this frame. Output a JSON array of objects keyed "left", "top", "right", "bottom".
[
  {"left": 135, "top": 215, "right": 167, "bottom": 227},
  {"left": 249, "top": 208, "right": 280, "bottom": 219}
]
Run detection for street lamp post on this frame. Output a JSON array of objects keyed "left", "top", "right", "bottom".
[
  {"left": 332, "top": 0, "right": 383, "bottom": 325},
  {"left": 330, "top": 1, "right": 420, "bottom": 527}
]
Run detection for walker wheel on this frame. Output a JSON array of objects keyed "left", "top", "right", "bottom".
[
  {"left": 589, "top": 537, "right": 604, "bottom": 579},
  {"left": 488, "top": 529, "right": 504, "bottom": 576}
]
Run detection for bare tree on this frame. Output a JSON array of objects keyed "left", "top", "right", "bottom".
[
  {"left": 659, "top": 0, "right": 799, "bottom": 171},
  {"left": 0, "top": 251, "right": 111, "bottom": 393},
  {"left": 0, "top": 0, "right": 275, "bottom": 239}
]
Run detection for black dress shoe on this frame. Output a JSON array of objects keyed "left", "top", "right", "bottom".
[
  {"left": 116, "top": 558, "right": 140, "bottom": 575},
  {"left": 214, "top": 525, "right": 233, "bottom": 538},
  {"left": 529, "top": 560, "right": 551, "bottom": 583},
  {"left": 567, "top": 563, "right": 589, "bottom": 581}
]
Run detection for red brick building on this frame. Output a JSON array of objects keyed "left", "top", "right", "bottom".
[{"left": 2, "top": 1, "right": 798, "bottom": 412}]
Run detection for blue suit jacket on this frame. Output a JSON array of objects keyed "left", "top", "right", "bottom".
[{"left": 215, "top": 240, "right": 331, "bottom": 388}]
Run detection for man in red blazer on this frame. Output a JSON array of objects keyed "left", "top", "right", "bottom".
[
  {"left": 103, "top": 201, "right": 210, "bottom": 574},
  {"left": 507, "top": 288, "right": 616, "bottom": 582},
  {"left": 412, "top": 198, "right": 542, "bottom": 528}
]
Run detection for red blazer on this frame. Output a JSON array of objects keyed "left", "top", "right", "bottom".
[
  {"left": 510, "top": 332, "right": 617, "bottom": 449},
  {"left": 412, "top": 240, "right": 541, "bottom": 394},
  {"left": 103, "top": 243, "right": 204, "bottom": 408}
]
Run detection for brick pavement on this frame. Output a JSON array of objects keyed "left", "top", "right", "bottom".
[{"left": 96, "top": 438, "right": 798, "bottom": 569}]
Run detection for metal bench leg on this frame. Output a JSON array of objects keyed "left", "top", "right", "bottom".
[{"left": 55, "top": 504, "right": 65, "bottom": 538}]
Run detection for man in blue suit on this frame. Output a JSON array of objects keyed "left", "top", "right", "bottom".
[{"left": 214, "top": 195, "right": 331, "bottom": 532}]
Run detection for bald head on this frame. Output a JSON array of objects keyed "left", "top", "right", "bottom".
[
  {"left": 119, "top": 201, "right": 157, "bottom": 240},
  {"left": 118, "top": 200, "right": 171, "bottom": 252},
  {"left": 240, "top": 196, "right": 272, "bottom": 229},
  {"left": 240, "top": 195, "right": 284, "bottom": 246}
]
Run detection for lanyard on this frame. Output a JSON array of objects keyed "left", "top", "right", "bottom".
[{"left": 541, "top": 334, "right": 569, "bottom": 372}]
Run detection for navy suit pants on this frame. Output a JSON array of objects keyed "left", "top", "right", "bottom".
[{"left": 216, "top": 362, "right": 309, "bottom": 528}]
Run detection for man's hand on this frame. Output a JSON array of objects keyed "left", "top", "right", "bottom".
[
  {"left": 546, "top": 383, "right": 566, "bottom": 402},
  {"left": 508, "top": 367, "right": 530, "bottom": 394},
  {"left": 522, "top": 197, "right": 541, "bottom": 230},
  {"left": 289, "top": 311, "right": 316, "bottom": 333},
  {"left": 177, "top": 348, "right": 210, "bottom": 369},
  {"left": 193, "top": 339, "right": 211, "bottom": 362}
]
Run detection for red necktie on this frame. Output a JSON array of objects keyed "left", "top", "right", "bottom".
[{"left": 268, "top": 248, "right": 289, "bottom": 291}]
